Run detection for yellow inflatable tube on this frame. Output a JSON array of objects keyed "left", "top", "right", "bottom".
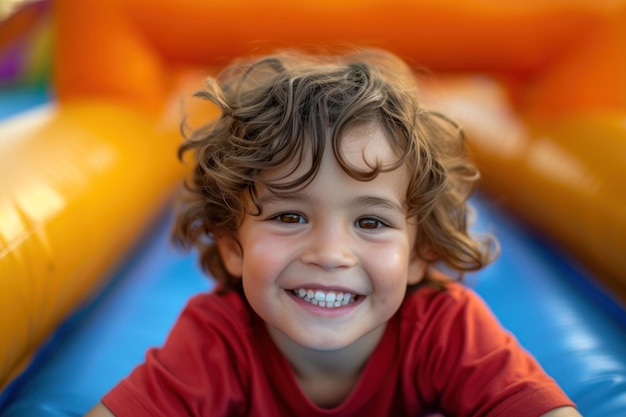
[{"left": 0, "top": 102, "right": 193, "bottom": 389}]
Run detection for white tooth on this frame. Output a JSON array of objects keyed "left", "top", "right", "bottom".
[{"left": 296, "top": 289, "right": 358, "bottom": 309}]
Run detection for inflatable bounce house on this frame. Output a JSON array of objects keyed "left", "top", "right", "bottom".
[{"left": 1, "top": 0, "right": 626, "bottom": 415}]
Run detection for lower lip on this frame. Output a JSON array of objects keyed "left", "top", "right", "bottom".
[{"left": 286, "top": 290, "right": 363, "bottom": 317}]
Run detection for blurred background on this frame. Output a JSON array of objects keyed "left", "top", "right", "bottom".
[{"left": 1, "top": 0, "right": 625, "bottom": 415}]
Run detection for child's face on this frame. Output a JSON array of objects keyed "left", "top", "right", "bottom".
[{"left": 217, "top": 122, "right": 426, "bottom": 352}]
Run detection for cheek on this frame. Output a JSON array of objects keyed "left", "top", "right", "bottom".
[
  {"left": 366, "top": 243, "right": 412, "bottom": 289},
  {"left": 241, "top": 235, "right": 289, "bottom": 283}
]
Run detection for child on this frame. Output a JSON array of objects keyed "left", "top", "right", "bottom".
[{"left": 86, "top": 49, "right": 580, "bottom": 417}]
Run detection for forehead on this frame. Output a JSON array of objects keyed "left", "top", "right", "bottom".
[
  {"left": 261, "top": 121, "right": 400, "bottom": 184},
  {"left": 340, "top": 122, "right": 398, "bottom": 167}
]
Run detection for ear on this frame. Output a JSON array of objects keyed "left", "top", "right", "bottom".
[
  {"left": 407, "top": 254, "right": 428, "bottom": 286},
  {"left": 214, "top": 233, "right": 244, "bottom": 278}
]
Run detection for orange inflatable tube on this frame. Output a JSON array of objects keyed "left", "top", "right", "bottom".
[{"left": 54, "top": 0, "right": 625, "bottom": 113}]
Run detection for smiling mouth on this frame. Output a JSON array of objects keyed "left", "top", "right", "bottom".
[{"left": 290, "top": 288, "right": 359, "bottom": 308}]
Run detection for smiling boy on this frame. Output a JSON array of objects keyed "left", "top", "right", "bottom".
[{"left": 86, "top": 49, "right": 581, "bottom": 416}]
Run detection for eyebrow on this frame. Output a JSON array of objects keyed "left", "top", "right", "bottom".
[
  {"left": 351, "top": 196, "right": 407, "bottom": 215},
  {"left": 257, "top": 192, "right": 406, "bottom": 215}
]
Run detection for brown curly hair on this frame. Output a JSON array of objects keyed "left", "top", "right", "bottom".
[{"left": 172, "top": 48, "right": 497, "bottom": 292}]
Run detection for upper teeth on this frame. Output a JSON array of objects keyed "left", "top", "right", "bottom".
[{"left": 292, "top": 288, "right": 357, "bottom": 308}]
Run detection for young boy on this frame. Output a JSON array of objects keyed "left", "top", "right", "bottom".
[{"left": 86, "top": 49, "right": 581, "bottom": 416}]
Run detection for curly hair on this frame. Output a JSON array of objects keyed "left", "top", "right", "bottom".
[{"left": 172, "top": 48, "right": 497, "bottom": 292}]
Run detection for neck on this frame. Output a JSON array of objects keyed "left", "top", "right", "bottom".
[{"left": 267, "top": 324, "right": 387, "bottom": 408}]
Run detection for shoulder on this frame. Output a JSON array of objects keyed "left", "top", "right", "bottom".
[
  {"left": 160, "top": 290, "right": 260, "bottom": 360},
  {"left": 397, "top": 279, "right": 574, "bottom": 416},
  {"left": 101, "top": 291, "right": 259, "bottom": 416},
  {"left": 400, "top": 280, "right": 485, "bottom": 323},
  {"left": 397, "top": 279, "right": 510, "bottom": 357}
]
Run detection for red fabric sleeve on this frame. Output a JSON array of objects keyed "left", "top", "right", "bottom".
[
  {"left": 102, "top": 293, "right": 252, "bottom": 417},
  {"left": 405, "top": 284, "right": 575, "bottom": 417}
]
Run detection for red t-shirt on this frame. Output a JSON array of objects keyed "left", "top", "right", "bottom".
[{"left": 102, "top": 283, "right": 574, "bottom": 416}]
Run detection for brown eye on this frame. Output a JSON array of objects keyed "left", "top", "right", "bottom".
[
  {"left": 278, "top": 213, "right": 304, "bottom": 224},
  {"left": 356, "top": 217, "right": 383, "bottom": 229}
]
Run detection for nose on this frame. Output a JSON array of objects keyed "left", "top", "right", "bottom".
[{"left": 299, "top": 223, "right": 358, "bottom": 270}]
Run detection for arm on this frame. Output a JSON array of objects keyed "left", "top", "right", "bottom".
[
  {"left": 84, "top": 403, "right": 116, "bottom": 417},
  {"left": 541, "top": 406, "right": 583, "bottom": 417}
]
